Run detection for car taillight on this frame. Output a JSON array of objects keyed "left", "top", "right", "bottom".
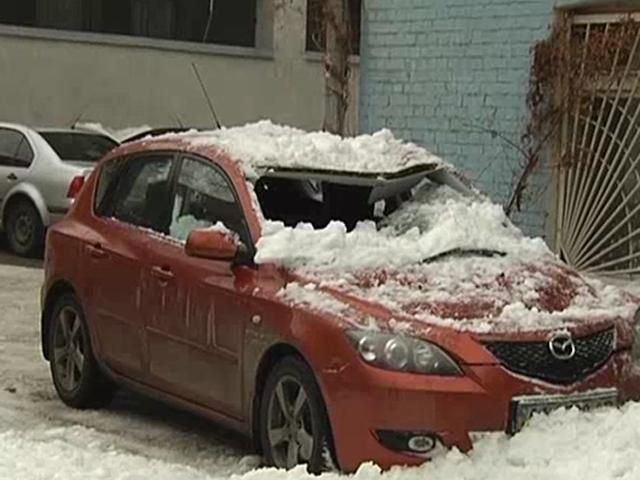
[{"left": 67, "top": 175, "right": 85, "bottom": 199}]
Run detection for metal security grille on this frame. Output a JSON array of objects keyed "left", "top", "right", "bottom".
[
  {"left": 555, "top": 13, "right": 640, "bottom": 278},
  {"left": 484, "top": 327, "right": 614, "bottom": 385}
]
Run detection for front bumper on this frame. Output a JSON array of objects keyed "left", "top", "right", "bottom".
[{"left": 321, "top": 351, "right": 640, "bottom": 472}]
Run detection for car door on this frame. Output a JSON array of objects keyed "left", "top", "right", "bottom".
[
  {"left": 144, "top": 154, "right": 254, "bottom": 418},
  {"left": 85, "top": 153, "right": 177, "bottom": 380},
  {"left": 0, "top": 128, "right": 34, "bottom": 205}
]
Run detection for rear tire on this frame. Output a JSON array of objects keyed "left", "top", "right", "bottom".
[
  {"left": 259, "top": 356, "right": 337, "bottom": 473},
  {"left": 48, "top": 293, "right": 115, "bottom": 409},
  {"left": 5, "top": 199, "right": 44, "bottom": 257}
]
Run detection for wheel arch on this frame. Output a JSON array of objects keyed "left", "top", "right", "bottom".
[
  {"left": 41, "top": 279, "right": 77, "bottom": 360},
  {"left": 1, "top": 185, "right": 49, "bottom": 228},
  {"left": 251, "top": 342, "right": 337, "bottom": 461}
]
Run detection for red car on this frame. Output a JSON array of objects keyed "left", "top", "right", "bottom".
[{"left": 41, "top": 122, "right": 640, "bottom": 473}]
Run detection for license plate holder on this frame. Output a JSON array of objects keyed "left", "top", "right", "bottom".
[{"left": 507, "top": 388, "right": 619, "bottom": 434}]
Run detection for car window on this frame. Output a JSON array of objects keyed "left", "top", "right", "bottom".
[
  {"left": 39, "top": 132, "right": 117, "bottom": 162},
  {"left": 94, "top": 157, "right": 127, "bottom": 217},
  {"left": 169, "top": 156, "right": 249, "bottom": 245},
  {"left": 111, "top": 155, "right": 174, "bottom": 232},
  {"left": 0, "top": 128, "right": 33, "bottom": 168}
]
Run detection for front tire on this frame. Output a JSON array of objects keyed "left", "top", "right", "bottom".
[
  {"left": 5, "top": 199, "right": 44, "bottom": 257},
  {"left": 259, "top": 357, "right": 337, "bottom": 473},
  {"left": 48, "top": 293, "right": 114, "bottom": 408}
]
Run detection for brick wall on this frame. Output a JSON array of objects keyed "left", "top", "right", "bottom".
[{"left": 359, "top": 0, "right": 557, "bottom": 238}]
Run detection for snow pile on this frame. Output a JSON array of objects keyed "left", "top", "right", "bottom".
[
  {"left": 311, "top": 260, "right": 636, "bottom": 333},
  {"left": 176, "top": 120, "right": 446, "bottom": 178},
  {"left": 256, "top": 185, "right": 548, "bottom": 272},
  {"left": 0, "top": 426, "right": 259, "bottom": 480},
  {"left": 2, "top": 404, "right": 640, "bottom": 479},
  {"left": 256, "top": 184, "right": 636, "bottom": 332}
]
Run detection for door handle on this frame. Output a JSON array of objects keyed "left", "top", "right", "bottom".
[
  {"left": 151, "top": 265, "right": 174, "bottom": 282},
  {"left": 85, "top": 243, "right": 106, "bottom": 259},
  {"left": 7, "top": 173, "right": 17, "bottom": 181}
]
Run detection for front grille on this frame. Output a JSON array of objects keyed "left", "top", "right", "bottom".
[{"left": 483, "top": 327, "right": 614, "bottom": 385}]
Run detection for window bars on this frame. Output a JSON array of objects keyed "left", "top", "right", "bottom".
[{"left": 555, "top": 13, "right": 640, "bottom": 279}]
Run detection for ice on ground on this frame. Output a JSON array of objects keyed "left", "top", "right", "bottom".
[{"left": 2, "top": 403, "right": 640, "bottom": 479}]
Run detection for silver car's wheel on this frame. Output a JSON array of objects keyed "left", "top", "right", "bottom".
[
  {"left": 267, "top": 376, "right": 315, "bottom": 468},
  {"left": 5, "top": 199, "right": 44, "bottom": 257},
  {"left": 259, "top": 357, "right": 337, "bottom": 473},
  {"left": 48, "top": 293, "right": 115, "bottom": 408}
]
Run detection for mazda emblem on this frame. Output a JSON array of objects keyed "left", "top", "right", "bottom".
[{"left": 548, "top": 331, "right": 576, "bottom": 360}]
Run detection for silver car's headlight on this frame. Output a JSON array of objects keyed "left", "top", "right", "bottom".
[
  {"left": 632, "top": 307, "right": 640, "bottom": 361},
  {"left": 347, "top": 330, "right": 463, "bottom": 376}
]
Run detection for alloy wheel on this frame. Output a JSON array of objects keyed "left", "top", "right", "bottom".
[
  {"left": 267, "top": 376, "right": 315, "bottom": 469},
  {"left": 13, "top": 212, "right": 34, "bottom": 248},
  {"left": 52, "top": 306, "right": 85, "bottom": 393}
]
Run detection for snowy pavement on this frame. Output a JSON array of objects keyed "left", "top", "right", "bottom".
[{"left": 0, "top": 260, "right": 639, "bottom": 479}]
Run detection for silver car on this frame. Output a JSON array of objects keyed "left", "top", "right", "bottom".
[{"left": 0, "top": 123, "right": 118, "bottom": 256}]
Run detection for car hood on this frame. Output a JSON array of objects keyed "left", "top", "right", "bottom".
[{"left": 280, "top": 254, "right": 637, "bottom": 336}]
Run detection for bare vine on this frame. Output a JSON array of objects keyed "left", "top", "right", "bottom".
[{"left": 506, "top": 13, "right": 640, "bottom": 215}]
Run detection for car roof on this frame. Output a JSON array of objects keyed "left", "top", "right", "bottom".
[
  {"left": 107, "top": 120, "right": 449, "bottom": 180},
  {"left": 37, "top": 128, "right": 113, "bottom": 136},
  {"left": 0, "top": 123, "right": 114, "bottom": 138}
]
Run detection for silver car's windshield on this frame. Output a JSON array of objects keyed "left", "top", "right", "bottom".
[{"left": 39, "top": 132, "right": 118, "bottom": 162}]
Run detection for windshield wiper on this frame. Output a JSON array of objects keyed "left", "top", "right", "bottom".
[{"left": 420, "top": 248, "right": 506, "bottom": 264}]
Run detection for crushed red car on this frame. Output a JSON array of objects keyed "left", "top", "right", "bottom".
[{"left": 40, "top": 121, "right": 640, "bottom": 473}]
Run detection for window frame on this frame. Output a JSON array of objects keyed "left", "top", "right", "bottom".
[
  {"left": 0, "top": 127, "right": 34, "bottom": 169},
  {"left": 93, "top": 150, "right": 257, "bottom": 258},
  {"left": 172, "top": 153, "right": 256, "bottom": 255},
  {"left": 95, "top": 151, "right": 179, "bottom": 233}
]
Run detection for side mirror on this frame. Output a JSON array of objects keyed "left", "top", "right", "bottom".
[{"left": 185, "top": 228, "right": 239, "bottom": 261}]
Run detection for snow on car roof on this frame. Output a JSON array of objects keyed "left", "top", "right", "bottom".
[{"left": 162, "top": 120, "right": 447, "bottom": 178}]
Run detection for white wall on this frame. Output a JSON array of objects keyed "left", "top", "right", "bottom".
[{"left": 0, "top": 0, "right": 359, "bottom": 133}]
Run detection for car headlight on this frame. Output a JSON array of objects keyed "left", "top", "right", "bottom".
[
  {"left": 632, "top": 307, "right": 640, "bottom": 361},
  {"left": 347, "top": 330, "right": 463, "bottom": 376}
]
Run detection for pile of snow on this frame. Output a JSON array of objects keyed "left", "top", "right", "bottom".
[
  {"left": 174, "top": 120, "right": 446, "bottom": 178},
  {"left": 2, "top": 404, "right": 640, "bottom": 479},
  {"left": 256, "top": 183, "right": 636, "bottom": 332},
  {"left": 255, "top": 185, "right": 548, "bottom": 272}
]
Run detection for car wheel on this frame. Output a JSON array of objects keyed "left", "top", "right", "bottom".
[
  {"left": 48, "top": 293, "right": 115, "bottom": 409},
  {"left": 259, "top": 357, "right": 337, "bottom": 473},
  {"left": 5, "top": 199, "right": 44, "bottom": 257}
]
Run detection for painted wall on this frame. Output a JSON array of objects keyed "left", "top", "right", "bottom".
[
  {"left": 360, "top": 0, "right": 560, "bottom": 238},
  {"left": 0, "top": 0, "right": 359, "bottom": 134}
]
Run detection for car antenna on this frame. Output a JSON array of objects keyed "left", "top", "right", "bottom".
[
  {"left": 173, "top": 111, "right": 185, "bottom": 128},
  {"left": 69, "top": 109, "right": 86, "bottom": 129},
  {"left": 191, "top": 62, "right": 222, "bottom": 129}
]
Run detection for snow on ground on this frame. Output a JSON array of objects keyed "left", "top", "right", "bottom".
[{"left": 1, "top": 260, "right": 640, "bottom": 479}]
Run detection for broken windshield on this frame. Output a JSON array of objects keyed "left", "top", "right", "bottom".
[{"left": 254, "top": 167, "right": 475, "bottom": 232}]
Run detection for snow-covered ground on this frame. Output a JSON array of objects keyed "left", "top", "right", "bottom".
[{"left": 1, "top": 260, "right": 640, "bottom": 479}]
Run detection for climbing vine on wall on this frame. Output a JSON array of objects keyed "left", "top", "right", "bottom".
[{"left": 507, "top": 13, "right": 640, "bottom": 215}]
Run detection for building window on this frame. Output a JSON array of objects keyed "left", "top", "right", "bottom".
[
  {"left": 306, "top": 0, "right": 361, "bottom": 55},
  {"left": 0, "top": 0, "right": 258, "bottom": 48}
]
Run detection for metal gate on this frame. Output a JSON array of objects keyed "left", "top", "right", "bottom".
[{"left": 555, "top": 12, "right": 640, "bottom": 279}]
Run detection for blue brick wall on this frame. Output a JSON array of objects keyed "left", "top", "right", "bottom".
[{"left": 359, "top": 0, "right": 557, "bottom": 239}]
